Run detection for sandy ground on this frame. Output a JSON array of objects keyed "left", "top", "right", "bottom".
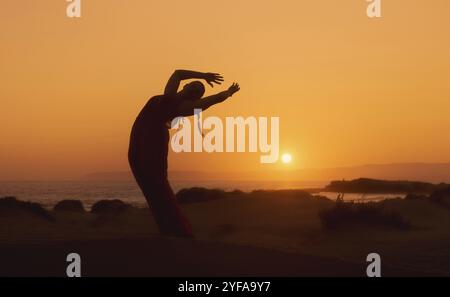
[{"left": 0, "top": 236, "right": 420, "bottom": 277}]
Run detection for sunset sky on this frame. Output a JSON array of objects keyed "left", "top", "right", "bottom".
[{"left": 1, "top": 0, "right": 450, "bottom": 180}]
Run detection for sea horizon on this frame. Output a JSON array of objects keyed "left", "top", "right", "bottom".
[{"left": 0, "top": 179, "right": 408, "bottom": 210}]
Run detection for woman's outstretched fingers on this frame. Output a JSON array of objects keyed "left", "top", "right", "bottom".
[
  {"left": 205, "top": 72, "right": 224, "bottom": 87},
  {"left": 228, "top": 82, "right": 241, "bottom": 96}
]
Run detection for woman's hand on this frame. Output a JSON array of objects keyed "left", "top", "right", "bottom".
[
  {"left": 204, "top": 72, "right": 224, "bottom": 87},
  {"left": 227, "top": 83, "right": 240, "bottom": 96}
]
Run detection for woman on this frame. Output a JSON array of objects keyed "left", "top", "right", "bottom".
[{"left": 128, "top": 70, "right": 240, "bottom": 237}]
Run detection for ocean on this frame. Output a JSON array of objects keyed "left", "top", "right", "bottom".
[{"left": 0, "top": 180, "right": 405, "bottom": 210}]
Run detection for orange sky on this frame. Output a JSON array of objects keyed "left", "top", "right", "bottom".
[{"left": 1, "top": 0, "right": 450, "bottom": 180}]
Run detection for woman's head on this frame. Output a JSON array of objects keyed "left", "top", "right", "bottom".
[{"left": 179, "top": 81, "right": 205, "bottom": 101}]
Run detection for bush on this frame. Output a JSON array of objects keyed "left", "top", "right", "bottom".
[
  {"left": 91, "top": 199, "right": 131, "bottom": 215},
  {"left": 249, "top": 189, "right": 313, "bottom": 199},
  {"left": 0, "top": 196, "right": 54, "bottom": 221},
  {"left": 429, "top": 186, "right": 450, "bottom": 208},
  {"left": 319, "top": 200, "right": 411, "bottom": 230},
  {"left": 404, "top": 193, "right": 428, "bottom": 201},
  {"left": 175, "top": 188, "right": 316, "bottom": 203},
  {"left": 176, "top": 188, "right": 230, "bottom": 203},
  {"left": 53, "top": 200, "right": 85, "bottom": 212}
]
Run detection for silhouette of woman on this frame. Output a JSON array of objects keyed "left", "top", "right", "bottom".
[{"left": 128, "top": 70, "right": 240, "bottom": 237}]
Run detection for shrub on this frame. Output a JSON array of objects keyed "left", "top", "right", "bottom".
[
  {"left": 53, "top": 200, "right": 85, "bottom": 212},
  {"left": 0, "top": 196, "right": 54, "bottom": 221},
  {"left": 404, "top": 194, "right": 428, "bottom": 200},
  {"left": 176, "top": 188, "right": 230, "bottom": 203},
  {"left": 319, "top": 200, "right": 411, "bottom": 230},
  {"left": 91, "top": 199, "right": 131, "bottom": 215},
  {"left": 429, "top": 186, "right": 450, "bottom": 208}
]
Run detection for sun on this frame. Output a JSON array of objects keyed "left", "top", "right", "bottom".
[{"left": 281, "top": 153, "right": 292, "bottom": 164}]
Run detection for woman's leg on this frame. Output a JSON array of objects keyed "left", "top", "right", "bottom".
[
  {"left": 130, "top": 164, "right": 193, "bottom": 237},
  {"left": 145, "top": 177, "right": 194, "bottom": 238}
]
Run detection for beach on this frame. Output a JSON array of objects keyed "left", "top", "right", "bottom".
[{"left": 1, "top": 186, "right": 450, "bottom": 276}]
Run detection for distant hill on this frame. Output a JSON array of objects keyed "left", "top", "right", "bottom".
[
  {"left": 324, "top": 178, "right": 450, "bottom": 194},
  {"left": 297, "top": 163, "right": 450, "bottom": 183},
  {"left": 81, "top": 163, "right": 450, "bottom": 183}
]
